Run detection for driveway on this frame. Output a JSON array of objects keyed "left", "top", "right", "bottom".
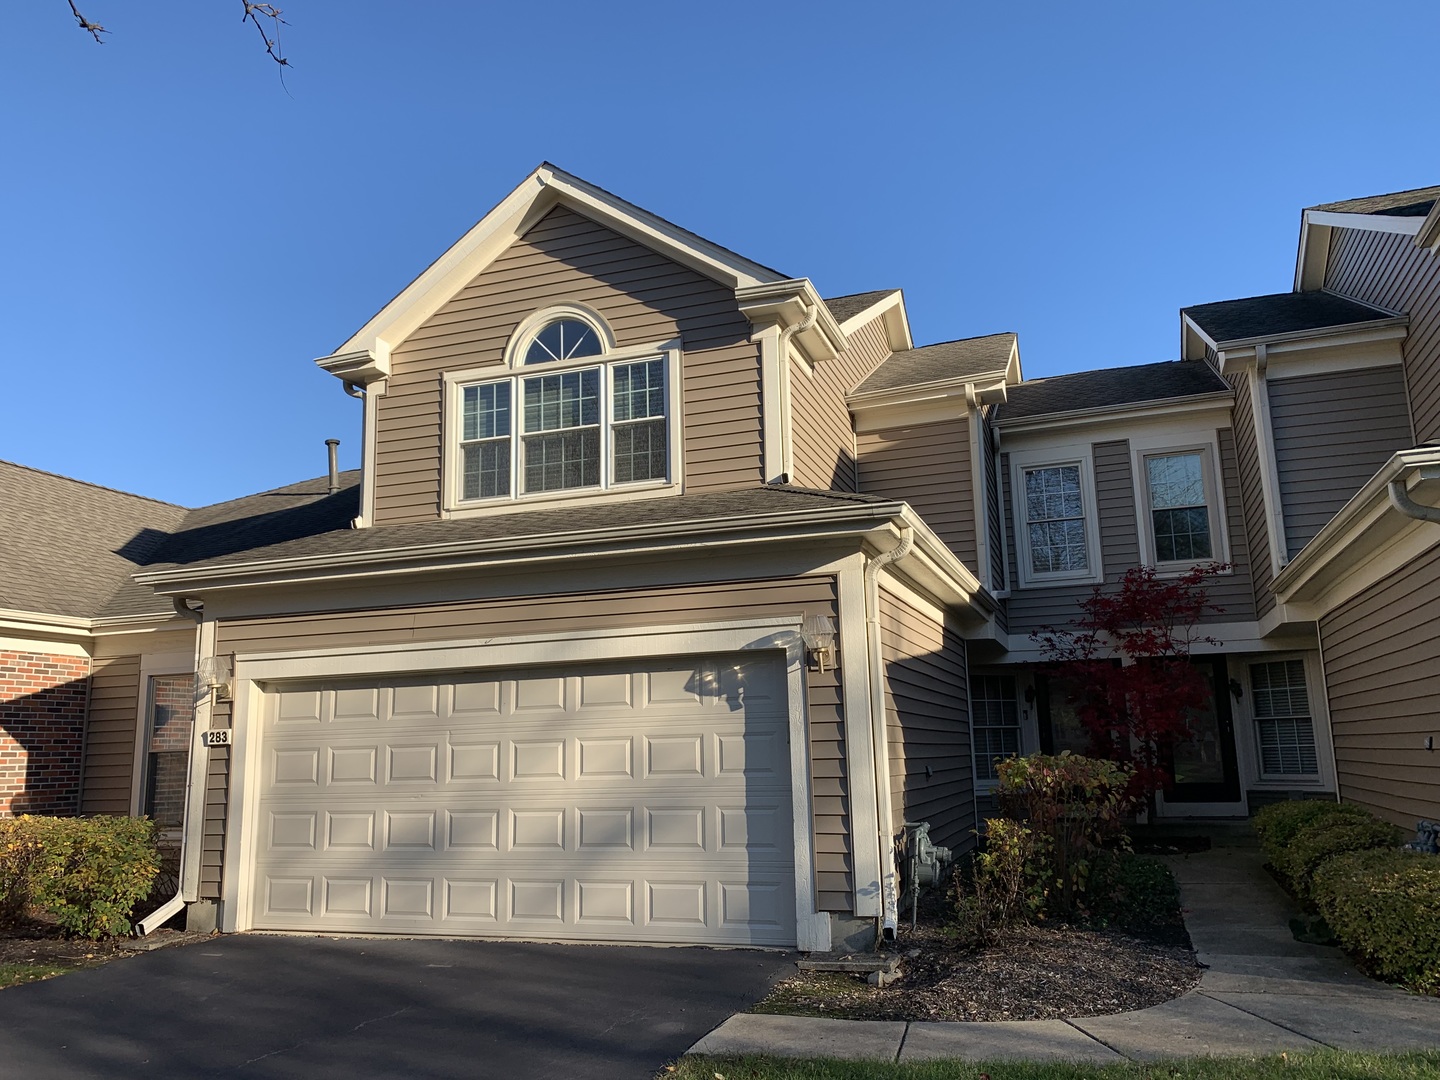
[{"left": 0, "top": 935, "right": 793, "bottom": 1079}]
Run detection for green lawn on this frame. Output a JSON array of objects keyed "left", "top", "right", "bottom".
[
  {"left": 664, "top": 1050, "right": 1440, "bottom": 1080},
  {"left": 0, "top": 961, "right": 81, "bottom": 989}
]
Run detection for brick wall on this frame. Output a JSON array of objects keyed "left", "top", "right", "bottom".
[{"left": 0, "top": 650, "right": 91, "bottom": 816}]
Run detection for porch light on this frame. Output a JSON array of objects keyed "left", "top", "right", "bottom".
[
  {"left": 197, "top": 655, "right": 234, "bottom": 702},
  {"left": 800, "top": 615, "right": 837, "bottom": 673}
]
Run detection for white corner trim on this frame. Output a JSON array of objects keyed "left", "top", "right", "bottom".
[
  {"left": 1248, "top": 352, "right": 1290, "bottom": 576},
  {"left": 219, "top": 616, "right": 831, "bottom": 950},
  {"left": 836, "top": 558, "right": 881, "bottom": 917},
  {"left": 755, "top": 324, "right": 787, "bottom": 482},
  {"left": 969, "top": 405, "right": 992, "bottom": 590}
]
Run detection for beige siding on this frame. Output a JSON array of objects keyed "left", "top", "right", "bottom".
[
  {"left": 79, "top": 655, "right": 141, "bottom": 815},
  {"left": 211, "top": 576, "right": 855, "bottom": 913},
  {"left": 879, "top": 587, "right": 974, "bottom": 855},
  {"left": 1320, "top": 541, "right": 1440, "bottom": 829},
  {"left": 789, "top": 317, "right": 893, "bottom": 491},
  {"left": 1229, "top": 373, "right": 1276, "bottom": 619},
  {"left": 1211, "top": 428, "right": 1258, "bottom": 621},
  {"left": 1003, "top": 440, "right": 1138, "bottom": 635},
  {"left": 1326, "top": 226, "right": 1440, "bottom": 443},
  {"left": 1270, "top": 366, "right": 1412, "bottom": 558},
  {"left": 982, "top": 408, "right": 1006, "bottom": 597},
  {"left": 858, "top": 418, "right": 976, "bottom": 570},
  {"left": 375, "top": 206, "right": 761, "bottom": 523}
]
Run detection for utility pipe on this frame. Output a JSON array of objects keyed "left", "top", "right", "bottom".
[{"left": 863, "top": 524, "right": 914, "bottom": 940}]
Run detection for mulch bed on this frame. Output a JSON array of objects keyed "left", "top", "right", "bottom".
[
  {"left": 0, "top": 919, "right": 212, "bottom": 988},
  {"left": 756, "top": 889, "right": 1200, "bottom": 1023}
]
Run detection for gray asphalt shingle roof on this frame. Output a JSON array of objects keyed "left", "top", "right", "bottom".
[
  {"left": 996, "top": 360, "right": 1229, "bottom": 422},
  {"left": 137, "top": 485, "right": 900, "bottom": 581},
  {"left": 1310, "top": 185, "right": 1440, "bottom": 218},
  {"left": 852, "top": 333, "right": 1016, "bottom": 396},
  {"left": 1182, "top": 291, "right": 1394, "bottom": 345},
  {"left": 823, "top": 290, "right": 899, "bottom": 324},
  {"left": 0, "top": 461, "right": 188, "bottom": 619}
]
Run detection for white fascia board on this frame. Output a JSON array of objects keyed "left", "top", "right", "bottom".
[
  {"left": 1418, "top": 201, "right": 1440, "bottom": 253},
  {"left": 326, "top": 164, "right": 783, "bottom": 366},
  {"left": 845, "top": 371, "right": 1008, "bottom": 414},
  {"left": 1273, "top": 448, "right": 1440, "bottom": 607},
  {"left": 0, "top": 609, "right": 93, "bottom": 646},
  {"left": 993, "top": 391, "right": 1235, "bottom": 436},
  {"left": 837, "top": 290, "right": 913, "bottom": 352},
  {"left": 1294, "top": 215, "right": 1334, "bottom": 292},
  {"left": 736, "top": 279, "right": 847, "bottom": 362},
  {"left": 1302, "top": 210, "right": 1426, "bottom": 236},
  {"left": 1214, "top": 319, "right": 1409, "bottom": 376},
  {"left": 89, "top": 613, "right": 193, "bottom": 635},
  {"left": 131, "top": 501, "right": 910, "bottom": 595},
  {"left": 314, "top": 349, "right": 390, "bottom": 387},
  {"left": 1005, "top": 337, "right": 1023, "bottom": 385},
  {"left": 1182, "top": 314, "right": 1221, "bottom": 361}
]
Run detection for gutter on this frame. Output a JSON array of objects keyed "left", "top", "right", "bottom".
[
  {"left": 1389, "top": 469, "right": 1440, "bottom": 524},
  {"left": 863, "top": 525, "right": 913, "bottom": 941},
  {"left": 994, "top": 390, "right": 1234, "bottom": 434}
]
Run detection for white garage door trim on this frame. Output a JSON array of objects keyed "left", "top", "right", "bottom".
[{"left": 220, "top": 616, "right": 832, "bottom": 951}]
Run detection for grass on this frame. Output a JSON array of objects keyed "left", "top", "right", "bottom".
[
  {"left": 663, "top": 1050, "right": 1440, "bottom": 1079},
  {"left": 0, "top": 960, "right": 83, "bottom": 989}
]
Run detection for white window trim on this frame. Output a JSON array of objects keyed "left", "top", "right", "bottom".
[
  {"left": 441, "top": 335, "right": 684, "bottom": 518},
  {"left": 1129, "top": 435, "right": 1232, "bottom": 575},
  {"left": 1010, "top": 443, "right": 1103, "bottom": 589},
  {"left": 1241, "top": 652, "right": 1332, "bottom": 787},
  {"left": 503, "top": 302, "right": 617, "bottom": 365}
]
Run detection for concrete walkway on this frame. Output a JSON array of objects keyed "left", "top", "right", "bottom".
[{"left": 690, "top": 833, "right": 1440, "bottom": 1063}]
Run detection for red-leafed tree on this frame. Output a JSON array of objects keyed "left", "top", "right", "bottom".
[{"left": 1031, "top": 564, "right": 1226, "bottom": 813}]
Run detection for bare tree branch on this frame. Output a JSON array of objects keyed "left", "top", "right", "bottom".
[
  {"left": 67, "top": 0, "right": 107, "bottom": 43},
  {"left": 241, "top": 2, "right": 290, "bottom": 68}
]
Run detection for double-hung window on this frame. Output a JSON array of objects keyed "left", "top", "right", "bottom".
[
  {"left": 1140, "top": 448, "right": 1223, "bottom": 568},
  {"left": 448, "top": 312, "right": 678, "bottom": 510},
  {"left": 972, "top": 674, "right": 1022, "bottom": 782},
  {"left": 1250, "top": 659, "right": 1319, "bottom": 778},
  {"left": 1012, "top": 450, "right": 1100, "bottom": 587}
]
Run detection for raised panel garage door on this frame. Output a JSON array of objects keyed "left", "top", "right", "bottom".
[{"left": 250, "top": 655, "right": 796, "bottom": 946}]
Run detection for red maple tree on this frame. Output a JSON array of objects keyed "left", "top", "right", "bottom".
[{"left": 1031, "top": 564, "right": 1226, "bottom": 811}]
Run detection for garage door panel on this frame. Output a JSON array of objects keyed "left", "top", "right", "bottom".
[{"left": 252, "top": 655, "right": 797, "bottom": 945}]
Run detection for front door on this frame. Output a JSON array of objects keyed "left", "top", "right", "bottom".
[{"left": 1162, "top": 657, "right": 1242, "bottom": 807}]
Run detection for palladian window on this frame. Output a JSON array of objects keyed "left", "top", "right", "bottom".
[{"left": 450, "top": 309, "right": 675, "bottom": 507}]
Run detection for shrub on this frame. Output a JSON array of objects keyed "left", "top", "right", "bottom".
[
  {"left": 0, "top": 816, "right": 160, "bottom": 939},
  {"left": 1276, "top": 816, "right": 1404, "bottom": 900},
  {"left": 1253, "top": 800, "right": 1371, "bottom": 865},
  {"left": 1088, "top": 852, "right": 1181, "bottom": 931},
  {"left": 950, "top": 818, "right": 1045, "bottom": 946},
  {"left": 1313, "top": 848, "right": 1440, "bottom": 994},
  {"left": 995, "top": 752, "right": 1134, "bottom": 917}
]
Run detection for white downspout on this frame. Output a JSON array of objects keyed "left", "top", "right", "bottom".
[
  {"left": 138, "top": 599, "right": 210, "bottom": 935},
  {"left": 774, "top": 304, "right": 817, "bottom": 483},
  {"left": 864, "top": 524, "right": 914, "bottom": 940},
  {"left": 1389, "top": 467, "right": 1440, "bottom": 522}
]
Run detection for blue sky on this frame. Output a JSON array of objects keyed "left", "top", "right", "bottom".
[{"left": 3, "top": 1, "right": 1437, "bottom": 507}]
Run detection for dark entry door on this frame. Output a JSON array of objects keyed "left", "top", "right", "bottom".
[{"left": 1165, "top": 657, "right": 1241, "bottom": 803}]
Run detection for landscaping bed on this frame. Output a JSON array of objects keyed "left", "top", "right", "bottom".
[
  {"left": 754, "top": 875, "right": 1199, "bottom": 1023},
  {"left": 0, "top": 919, "right": 207, "bottom": 989}
]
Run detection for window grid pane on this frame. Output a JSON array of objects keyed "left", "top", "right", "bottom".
[
  {"left": 1147, "top": 453, "right": 1211, "bottom": 561},
  {"left": 523, "top": 369, "right": 600, "bottom": 432},
  {"left": 973, "top": 674, "right": 1021, "bottom": 781},
  {"left": 1024, "top": 466, "right": 1088, "bottom": 574},
  {"left": 145, "top": 674, "right": 194, "bottom": 829},
  {"left": 1249, "top": 660, "right": 1318, "bottom": 776},
  {"left": 523, "top": 428, "right": 601, "bottom": 492},
  {"left": 524, "top": 318, "right": 603, "bottom": 365},
  {"left": 463, "top": 440, "right": 511, "bottom": 500},
  {"left": 613, "top": 418, "right": 667, "bottom": 483}
]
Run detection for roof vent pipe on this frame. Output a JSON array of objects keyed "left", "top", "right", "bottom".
[{"left": 326, "top": 439, "right": 341, "bottom": 495}]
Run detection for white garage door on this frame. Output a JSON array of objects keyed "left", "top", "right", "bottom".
[{"left": 250, "top": 655, "right": 796, "bottom": 945}]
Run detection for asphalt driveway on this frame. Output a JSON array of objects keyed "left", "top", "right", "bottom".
[{"left": 0, "top": 934, "right": 793, "bottom": 1079}]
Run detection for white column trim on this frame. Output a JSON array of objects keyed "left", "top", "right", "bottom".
[
  {"left": 836, "top": 557, "right": 881, "bottom": 917},
  {"left": 756, "top": 324, "right": 787, "bottom": 482}
]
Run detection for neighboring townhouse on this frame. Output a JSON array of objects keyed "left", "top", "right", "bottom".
[{"left": 1, "top": 168, "right": 1436, "bottom": 951}]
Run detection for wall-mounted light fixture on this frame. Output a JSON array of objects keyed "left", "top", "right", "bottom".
[
  {"left": 197, "top": 655, "right": 234, "bottom": 703},
  {"left": 800, "top": 615, "right": 837, "bottom": 673},
  {"left": 1228, "top": 678, "right": 1244, "bottom": 701}
]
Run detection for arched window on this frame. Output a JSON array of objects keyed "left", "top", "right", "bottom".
[{"left": 447, "top": 304, "right": 677, "bottom": 508}]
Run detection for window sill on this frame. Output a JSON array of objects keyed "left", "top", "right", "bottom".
[{"left": 443, "top": 478, "right": 681, "bottom": 520}]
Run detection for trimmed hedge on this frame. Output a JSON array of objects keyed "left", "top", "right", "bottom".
[
  {"left": 1253, "top": 800, "right": 1371, "bottom": 865},
  {"left": 1275, "top": 816, "right": 1406, "bottom": 900},
  {"left": 1314, "top": 848, "right": 1440, "bottom": 995},
  {"left": 0, "top": 816, "right": 160, "bottom": 939}
]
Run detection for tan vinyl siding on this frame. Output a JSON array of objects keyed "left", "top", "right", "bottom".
[
  {"left": 1319, "top": 541, "right": 1440, "bottom": 829},
  {"left": 858, "top": 418, "right": 976, "bottom": 570},
  {"left": 982, "top": 408, "right": 1006, "bottom": 596},
  {"left": 789, "top": 317, "right": 893, "bottom": 491},
  {"left": 79, "top": 655, "right": 140, "bottom": 815},
  {"left": 1326, "top": 226, "right": 1440, "bottom": 443},
  {"left": 1229, "top": 373, "right": 1276, "bottom": 619},
  {"left": 1003, "top": 440, "right": 1137, "bottom": 635},
  {"left": 1210, "top": 428, "right": 1258, "bottom": 621},
  {"left": 879, "top": 587, "right": 974, "bottom": 855},
  {"left": 213, "top": 575, "right": 855, "bottom": 914},
  {"left": 375, "top": 206, "right": 760, "bottom": 523},
  {"left": 1269, "top": 366, "right": 1412, "bottom": 558}
]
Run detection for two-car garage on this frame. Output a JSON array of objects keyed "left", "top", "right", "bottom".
[{"left": 246, "top": 654, "right": 798, "bottom": 946}]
